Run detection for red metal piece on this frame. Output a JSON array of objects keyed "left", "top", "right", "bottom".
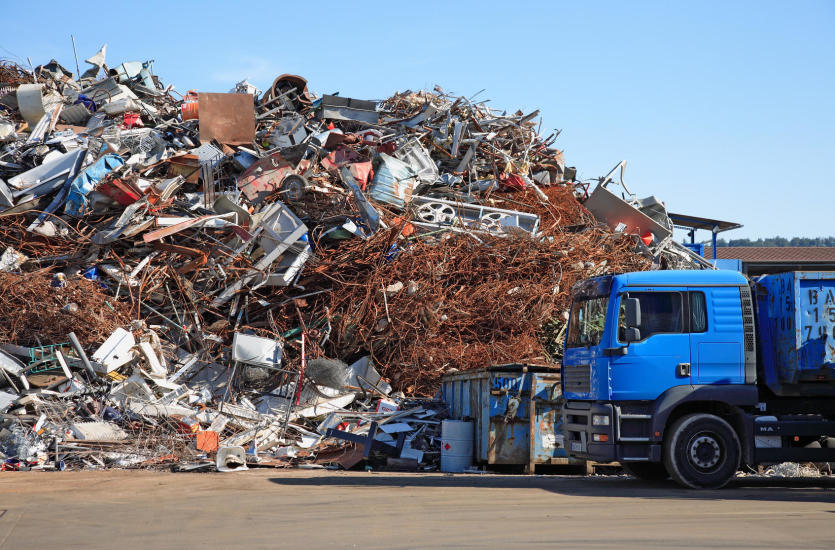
[
  {"left": 499, "top": 173, "right": 527, "bottom": 191},
  {"left": 122, "top": 113, "right": 143, "bottom": 129},
  {"left": 97, "top": 177, "right": 142, "bottom": 206},
  {"left": 237, "top": 152, "right": 296, "bottom": 203}
]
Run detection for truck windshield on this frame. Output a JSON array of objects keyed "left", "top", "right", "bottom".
[{"left": 567, "top": 296, "right": 609, "bottom": 347}]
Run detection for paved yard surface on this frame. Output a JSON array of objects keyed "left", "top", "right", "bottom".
[{"left": 1, "top": 470, "right": 833, "bottom": 549}]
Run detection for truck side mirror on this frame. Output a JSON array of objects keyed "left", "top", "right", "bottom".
[
  {"left": 623, "top": 327, "right": 641, "bottom": 343},
  {"left": 624, "top": 297, "right": 641, "bottom": 328}
]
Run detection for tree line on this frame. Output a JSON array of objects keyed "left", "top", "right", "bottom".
[{"left": 715, "top": 237, "right": 835, "bottom": 247}]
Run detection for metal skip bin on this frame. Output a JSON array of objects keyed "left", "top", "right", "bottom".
[{"left": 440, "top": 365, "right": 578, "bottom": 471}]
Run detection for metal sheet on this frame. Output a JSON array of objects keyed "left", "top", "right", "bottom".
[
  {"left": 367, "top": 153, "right": 418, "bottom": 207},
  {"left": 583, "top": 183, "right": 671, "bottom": 241},
  {"left": 321, "top": 94, "right": 378, "bottom": 124},
  {"left": 237, "top": 152, "right": 294, "bottom": 203},
  {"left": 198, "top": 93, "right": 256, "bottom": 145},
  {"left": 232, "top": 333, "right": 284, "bottom": 367},
  {"left": 7, "top": 149, "right": 85, "bottom": 192},
  {"left": 394, "top": 138, "right": 438, "bottom": 183}
]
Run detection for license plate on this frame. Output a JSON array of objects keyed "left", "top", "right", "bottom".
[{"left": 571, "top": 441, "right": 583, "bottom": 452}]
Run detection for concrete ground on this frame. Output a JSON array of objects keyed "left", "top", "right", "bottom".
[{"left": 1, "top": 470, "right": 833, "bottom": 549}]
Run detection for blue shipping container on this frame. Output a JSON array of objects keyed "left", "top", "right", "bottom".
[
  {"left": 756, "top": 271, "right": 835, "bottom": 395},
  {"left": 440, "top": 365, "right": 579, "bottom": 469}
]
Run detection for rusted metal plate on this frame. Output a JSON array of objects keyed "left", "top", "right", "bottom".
[
  {"left": 197, "top": 93, "right": 255, "bottom": 145},
  {"left": 167, "top": 154, "right": 199, "bottom": 184}
]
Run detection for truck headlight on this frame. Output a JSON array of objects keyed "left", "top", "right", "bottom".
[{"left": 592, "top": 414, "right": 610, "bottom": 426}]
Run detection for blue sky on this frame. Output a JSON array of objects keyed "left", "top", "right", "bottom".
[{"left": 2, "top": 1, "right": 832, "bottom": 241}]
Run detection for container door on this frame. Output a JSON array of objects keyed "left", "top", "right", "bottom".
[
  {"left": 531, "top": 375, "right": 567, "bottom": 462},
  {"left": 798, "top": 276, "right": 835, "bottom": 376},
  {"left": 610, "top": 288, "right": 691, "bottom": 400},
  {"left": 488, "top": 371, "right": 530, "bottom": 464}
]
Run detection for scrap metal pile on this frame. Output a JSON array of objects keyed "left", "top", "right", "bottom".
[{"left": 0, "top": 47, "right": 708, "bottom": 471}]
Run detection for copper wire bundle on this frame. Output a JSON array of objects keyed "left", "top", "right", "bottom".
[{"left": 302, "top": 189, "right": 650, "bottom": 395}]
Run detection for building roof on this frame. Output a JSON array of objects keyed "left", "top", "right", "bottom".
[
  {"left": 704, "top": 247, "right": 835, "bottom": 263},
  {"left": 668, "top": 213, "right": 742, "bottom": 233}
]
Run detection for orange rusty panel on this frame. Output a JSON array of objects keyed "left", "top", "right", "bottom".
[
  {"left": 196, "top": 430, "right": 219, "bottom": 453},
  {"left": 167, "top": 154, "right": 199, "bottom": 184},
  {"left": 198, "top": 93, "right": 255, "bottom": 145}
]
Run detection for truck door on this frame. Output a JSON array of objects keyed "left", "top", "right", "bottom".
[
  {"left": 688, "top": 287, "right": 745, "bottom": 385},
  {"left": 610, "top": 289, "right": 691, "bottom": 400}
]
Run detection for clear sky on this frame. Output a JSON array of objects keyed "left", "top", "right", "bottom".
[{"left": 2, "top": 1, "right": 832, "bottom": 241}]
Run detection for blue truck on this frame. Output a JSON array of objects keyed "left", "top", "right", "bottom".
[{"left": 561, "top": 269, "right": 835, "bottom": 488}]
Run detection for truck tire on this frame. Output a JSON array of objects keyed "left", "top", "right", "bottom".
[
  {"left": 622, "top": 462, "right": 669, "bottom": 481},
  {"left": 663, "top": 413, "right": 740, "bottom": 489}
]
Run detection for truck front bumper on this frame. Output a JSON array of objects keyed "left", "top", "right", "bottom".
[{"left": 563, "top": 400, "right": 661, "bottom": 463}]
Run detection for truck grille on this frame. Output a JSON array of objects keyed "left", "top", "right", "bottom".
[
  {"left": 739, "top": 285, "right": 757, "bottom": 384},
  {"left": 563, "top": 364, "right": 591, "bottom": 394}
]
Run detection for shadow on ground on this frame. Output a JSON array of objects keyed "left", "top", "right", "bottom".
[{"left": 269, "top": 473, "right": 835, "bottom": 503}]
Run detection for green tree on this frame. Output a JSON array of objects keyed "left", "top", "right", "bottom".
[{"left": 715, "top": 237, "right": 835, "bottom": 247}]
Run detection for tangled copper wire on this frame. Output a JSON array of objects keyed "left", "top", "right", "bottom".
[
  {"left": 304, "top": 187, "right": 650, "bottom": 395},
  {"left": 0, "top": 271, "right": 129, "bottom": 348}
]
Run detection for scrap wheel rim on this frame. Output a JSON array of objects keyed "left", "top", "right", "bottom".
[
  {"left": 477, "top": 212, "right": 512, "bottom": 232},
  {"left": 688, "top": 433, "right": 722, "bottom": 470},
  {"left": 416, "top": 202, "right": 456, "bottom": 224}
]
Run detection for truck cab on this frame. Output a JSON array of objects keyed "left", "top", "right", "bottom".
[{"left": 561, "top": 269, "right": 835, "bottom": 488}]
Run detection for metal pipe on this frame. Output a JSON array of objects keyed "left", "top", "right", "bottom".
[
  {"left": 70, "top": 35, "right": 81, "bottom": 79},
  {"left": 67, "top": 332, "right": 97, "bottom": 378}
]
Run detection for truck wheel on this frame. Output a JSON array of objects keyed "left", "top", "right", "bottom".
[
  {"left": 622, "top": 462, "right": 669, "bottom": 481},
  {"left": 663, "top": 413, "right": 740, "bottom": 489}
]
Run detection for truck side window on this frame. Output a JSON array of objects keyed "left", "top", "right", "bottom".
[
  {"left": 689, "top": 291, "right": 707, "bottom": 333},
  {"left": 618, "top": 291, "right": 683, "bottom": 342}
]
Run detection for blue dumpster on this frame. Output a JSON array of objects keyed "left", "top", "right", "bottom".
[{"left": 440, "top": 364, "right": 581, "bottom": 470}]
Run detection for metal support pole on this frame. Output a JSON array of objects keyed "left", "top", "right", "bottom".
[{"left": 712, "top": 227, "right": 718, "bottom": 261}]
